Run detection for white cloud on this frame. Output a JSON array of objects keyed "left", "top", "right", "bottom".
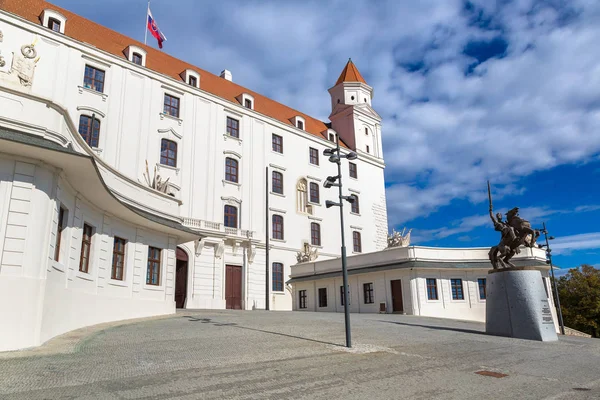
[{"left": 551, "top": 232, "right": 600, "bottom": 255}]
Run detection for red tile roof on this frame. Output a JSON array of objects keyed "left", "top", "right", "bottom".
[
  {"left": 335, "top": 59, "right": 367, "bottom": 85},
  {"left": 0, "top": 0, "right": 349, "bottom": 145}
]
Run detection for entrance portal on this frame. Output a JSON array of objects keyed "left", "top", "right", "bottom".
[
  {"left": 175, "top": 247, "right": 188, "bottom": 309},
  {"left": 390, "top": 279, "right": 404, "bottom": 313},
  {"left": 225, "top": 264, "right": 242, "bottom": 309}
]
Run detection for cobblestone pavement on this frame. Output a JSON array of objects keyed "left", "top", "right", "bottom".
[{"left": 1, "top": 310, "right": 600, "bottom": 399}]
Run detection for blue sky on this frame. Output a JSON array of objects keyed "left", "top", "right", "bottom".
[{"left": 50, "top": 0, "right": 600, "bottom": 274}]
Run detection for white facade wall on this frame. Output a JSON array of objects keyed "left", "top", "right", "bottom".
[{"left": 0, "top": 7, "right": 388, "bottom": 316}]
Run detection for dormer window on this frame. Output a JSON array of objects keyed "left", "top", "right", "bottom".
[
  {"left": 238, "top": 93, "right": 255, "bottom": 110},
  {"left": 124, "top": 45, "right": 147, "bottom": 67},
  {"left": 132, "top": 53, "right": 143, "bottom": 66},
  {"left": 48, "top": 18, "right": 61, "bottom": 32},
  {"left": 329, "top": 133, "right": 335, "bottom": 142},
  {"left": 181, "top": 69, "right": 200, "bottom": 89},
  {"left": 40, "top": 9, "right": 67, "bottom": 34},
  {"left": 324, "top": 128, "right": 337, "bottom": 143},
  {"left": 291, "top": 116, "right": 306, "bottom": 131}
]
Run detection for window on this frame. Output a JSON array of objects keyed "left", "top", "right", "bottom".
[
  {"left": 224, "top": 205, "right": 238, "bottom": 228},
  {"left": 311, "top": 223, "right": 321, "bottom": 246},
  {"left": 163, "top": 94, "right": 180, "bottom": 118},
  {"left": 478, "top": 278, "right": 487, "bottom": 300},
  {"left": 272, "top": 171, "right": 283, "bottom": 194},
  {"left": 54, "top": 206, "right": 66, "bottom": 262},
  {"left": 111, "top": 237, "right": 127, "bottom": 281},
  {"left": 297, "top": 120, "right": 304, "bottom": 130},
  {"left": 272, "top": 134, "right": 283, "bottom": 153},
  {"left": 79, "top": 223, "right": 93, "bottom": 273},
  {"left": 160, "top": 139, "right": 177, "bottom": 167},
  {"left": 309, "top": 147, "right": 319, "bottom": 165},
  {"left": 349, "top": 162, "right": 357, "bottom": 179},
  {"left": 353, "top": 231, "right": 362, "bottom": 253},
  {"left": 132, "top": 52, "right": 143, "bottom": 65},
  {"left": 146, "top": 246, "right": 161, "bottom": 286},
  {"left": 340, "top": 286, "right": 350, "bottom": 306},
  {"left": 350, "top": 194, "right": 360, "bottom": 214},
  {"left": 272, "top": 215, "right": 284, "bottom": 240},
  {"left": 78, "top": 115, "right": 100, "bottom": 148},
  {"left": 83, "top": 65, "right": 105, "bottom": 93},
  {"left": 309, "top": 182, "right": 319, "bottom": 203},
  {"left": 225, "top": 157, "right": 239, "bottom": 183},
  {"left": 365, "top": 127, "right": 369, "bottom": 136},
  {"left": 272, "top": 262, "right": 283, "bottom": 292},
  {"left": 363, "top": 283, "right": 374, "bottom": 304},
  {"left": 451, "top": 279, "right": 464, "bottom": 300},
  {"left": 299, "top": 290, "right": 307, "bottom": 309},
  {"left": 48, "top": 17, "right": 61, "bottom": 32},
  {"left": 188, "top": 75, "right": 197, "bottom": 87},
  {"left": 426, "top": 278, "right": 438, "bottom": 300},
  {"left": 329, "top": 133, "right": 335, "bottom": 142},
  {"left": 366, "top": 145, "right": 370, "bottom": 153},
  {"left": 318, "top": 288, "right": 327, "bottom": 307},
  {"left": 226, "top": 117, "right": 239, "bottom": 138},
  {"left": 244, "top": 98, "right": 252, "bottom": 109}
]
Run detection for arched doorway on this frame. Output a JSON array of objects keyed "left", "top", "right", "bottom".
[{"left": 175, "top": 247, "right": 189, "bottom": 309}]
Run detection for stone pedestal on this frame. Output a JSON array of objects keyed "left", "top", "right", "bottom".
[{"left": 486, "top": 267, "right": 558, "bottom": 342}]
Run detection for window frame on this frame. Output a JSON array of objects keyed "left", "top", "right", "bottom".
[
  {"left": 309, "top": 147, "right": 319, "bottom": 165},
  {"left": 272, "top": 171, "right": 283, "bottom": 194},
  {"left": 160, "top": 139, "right": 178, "bottom": 167},
  {"left": 272, "top": 262, "right": 284, "bottom": 292},
  {"left": 272, "top": 214, "right": 284, "bottom": 240},
  {"left": 426, "top": 278, "right": 438, "bottom": 301},
  {"left": 309, "top": 182, "right": 320, "bottom": 204},
  {"left": 163, "top": 93, "right": 180, "bottom": 118},
  {"left": 318, "top": 287, "right": 327, "bottom": 308},
  {"left": 366, "top": 145, "right": 370, "bottom": 153},
  {"left": 349, "top": 162, "right": 358, "bottom": 179},
  {"left": 78, "top": 115, "right": 101, "bottom": 148},
  {"left": 225, "top": 157, "right": 239, "bottom": 183},
  {"left": 188, "top": 75, "right": 198, "bottom": 87},
  {"left": 54, "top": 206, "right": 66, "bottom": 262},
  {"left": 244, "top": 98, "right": 252, "bottom": 109},
  {"left": 299, "top": 290, "right": 307, "bottom": 309},
  {"left": 132, "top": 52, "right": 143, "bottom": 65},
  {"left": 310, "top": 222, "right": 321, "bottom": 246},
  {"left": 226, "top": 116, "right": 240, "bottom": 138},
  {"left": 450, "top": 278, "right": 465, "bottom": 301},
  {"left": 297, "top": 120, "right": 304, "bottom": 130},
  {"left": 83, "top": 64, "right": 105, "bottom": 93},
  {"left": 363, "top": 282, "right": 374, "bottom": 304},
  {"left": 350, "top": 194, "right": 360, "bottom": 214},
  {"left": 272, "top": 134, "right": 283, "bottom": 153},
  {"left": 79, "top": 223, "right": 94, "bottom": 273},
  {"left": 352, "top": 231, "right": 362, "bottom": 253},
  {"left": 111, "top": 237, "right": 127, "bottom": 281},
  {"left": 223, "top": 205, "right": 238, "bottom": 228},
  {"left": 478, "top": 278, "right": 487, "bottom": 300},
  {"left": 146, "top": 246, "right": 161, "bottom": 286},
  {"left": 48, "top": 17, "right": 61, "bottom": 32}
]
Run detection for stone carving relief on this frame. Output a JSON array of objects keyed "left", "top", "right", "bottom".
[
  {"left": 387, "top": 227, "right": 411, "bottom": 248},
  {"left": 142, "top": 160, "right": 171, "bottom": 195},
  {"left": 296, "top": 242, "right": 318, "bottom": 263},
  {"left": 0, "top": 34, "right": 40, "bottom": 86}
]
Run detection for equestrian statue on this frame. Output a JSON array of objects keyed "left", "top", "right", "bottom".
[{"left": 488, "top": 181, "right": 540, "bottom": 269}]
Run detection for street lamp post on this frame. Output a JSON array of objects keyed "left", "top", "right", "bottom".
[
  {"left": 323, "top": 135, "right": 357, "bottom": 348},
  {"left": 539, "top": 222, "right": 565, "bottom": 335}
]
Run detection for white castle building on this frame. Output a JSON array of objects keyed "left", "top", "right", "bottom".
[{"left": 0, "top": 1, "right": 388, "bottom": 350}]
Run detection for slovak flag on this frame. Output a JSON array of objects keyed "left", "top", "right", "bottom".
[{"left": 147, "top": 8, "right": 167, "bottom": 49}]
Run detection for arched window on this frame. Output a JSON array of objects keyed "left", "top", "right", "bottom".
[
  {"left": 309, "top": 182, "right": 319, "bottom": 203},
  {"left": 350, "top": 194, "right": 360, "bottom": 214},
  {"left": 311, "top": 222, "right": 321, "bottom": 246},
  {"left": 272, "top": 171, "right": 283, "bottom": 194},
  {"left": 225, "top": 157, "right": 239, "bottom": 183},
  {"left": 78, "top": 115, "right": 100, "bottom": 148},
  {"left": 160, "top": 139, "right": 177, "bottom": 167},
  {"left": 272, "top": 215, "right": 284, "bottom": 240},
  {"left": 353, "top": 231, "right": 362, "bottom": 253},
  {"left": 297, "top": 178, "right": 308, "bottom": 213},
  {"left": 224, "top": 205, "right": 238, "bottom": 228}
]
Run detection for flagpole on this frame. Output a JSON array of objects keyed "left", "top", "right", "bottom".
[{"left": 144, "top": 1, "right": 149, "bottom": 45}]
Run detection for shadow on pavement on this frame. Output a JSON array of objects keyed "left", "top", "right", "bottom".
[
  {"left": 183, "top": 316, "right": 344, "bottom": 347},
  {"left": 379, "top": 320, "right": 486, "bottom": 336}
]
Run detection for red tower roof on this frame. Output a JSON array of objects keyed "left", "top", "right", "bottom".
[{"left": 335, "top": 59, "right": 367, "bottom": 85}]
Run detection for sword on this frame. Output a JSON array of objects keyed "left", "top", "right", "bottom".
[{"left": 487, "top": 181, "right": 494, "bottom": 217}]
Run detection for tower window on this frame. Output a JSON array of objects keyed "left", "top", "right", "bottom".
[
  {"left": 364, "top": 98, "right": 367, "bottom": 102},
  {"left": 365, "top": 127, "right": 369, "bottom": 136},
  {"left": 351, "top": 96, "right": 355, "bottom": 100},
  {"left": 366, "top": 145, "right": 370, "bottom": 153}
]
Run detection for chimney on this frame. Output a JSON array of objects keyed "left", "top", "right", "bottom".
[{"left": 220, "top": 69, "right": 232, "bottom": 81}]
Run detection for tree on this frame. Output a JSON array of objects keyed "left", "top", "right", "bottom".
[{"left": 555, "top": 265, "right": 600, "bottom": 338}]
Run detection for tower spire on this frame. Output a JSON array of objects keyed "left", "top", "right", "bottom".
[{"left": 335, "top": 59, "right": 367, "bottom": 86}]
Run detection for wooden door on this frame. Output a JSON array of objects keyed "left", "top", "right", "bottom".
[
  {"left": 225, "top": 265, "right": 242, "bottom": 310},
  {"left": 175, "top": 248, "right": 188, "bottom": 309},
  {"left": 391, "top": 279, "right": 404, "bottom": 313}
]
